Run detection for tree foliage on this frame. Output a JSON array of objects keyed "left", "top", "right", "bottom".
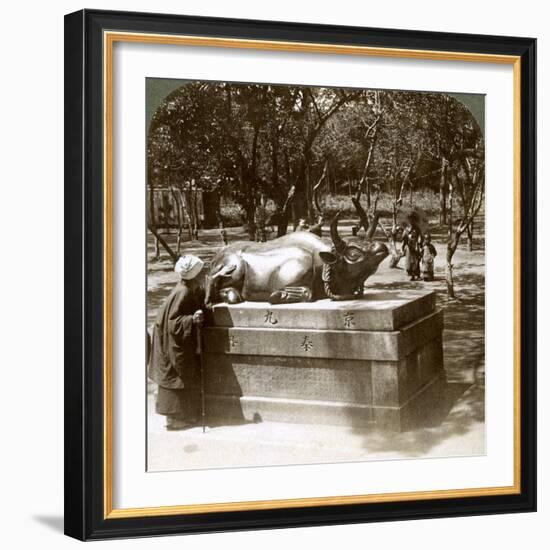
[{"left": 148, "top": 82, "right": 484, "bottom": 240}]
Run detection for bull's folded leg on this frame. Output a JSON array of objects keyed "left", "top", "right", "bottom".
[
  {"left": 218, "top": 287, "right": 243, "bottom": 304},
  {"left": 268, "top": 286, "right": 312, "bottom": 304}
]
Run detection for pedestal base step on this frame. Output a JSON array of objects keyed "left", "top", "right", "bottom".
[{"left": 205, "top": 374, "right": 444, "bottom": 431}]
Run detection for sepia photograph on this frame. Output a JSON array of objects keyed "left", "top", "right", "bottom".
[{"left": 145, "top": 78, "right": 486, "bottom": 472}]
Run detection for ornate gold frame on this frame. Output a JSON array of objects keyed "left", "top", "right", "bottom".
[{"left": 102, "top": 31, "right": 522, "bottom": 520}]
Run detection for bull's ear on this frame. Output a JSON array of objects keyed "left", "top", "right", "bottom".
[
  {"left": 211, "top": 263, "right": 237, "bottom": 279},
  {"left": 319, "top": 251, "right": 337, "bottom": 265}
]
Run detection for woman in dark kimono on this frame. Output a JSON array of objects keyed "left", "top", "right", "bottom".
[
  {"left": 148, "top": 255, "right": 205, "bottom": 430},
  {"left": 402, "top": 225, "right": 421, "bottom": 281}
]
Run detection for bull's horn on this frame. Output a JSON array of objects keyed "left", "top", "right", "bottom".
[{"left": 330, "top": 212, "right": 346, "bottom": 253}]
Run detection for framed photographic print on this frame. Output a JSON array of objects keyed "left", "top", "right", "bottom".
[{"left": 64, "top": 9, "right": 536, "bottom": 540}]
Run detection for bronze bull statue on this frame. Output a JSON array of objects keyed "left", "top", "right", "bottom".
[{"left": 205, "top": 213, "right": 388, "bottom": 305}]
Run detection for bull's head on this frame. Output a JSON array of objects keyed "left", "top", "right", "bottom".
[
  {"left": 205, "top": 252, "right": 245, "bottom": 306},
  {"left": 319, "top": 212, "right": 388, "bottom": 298}
]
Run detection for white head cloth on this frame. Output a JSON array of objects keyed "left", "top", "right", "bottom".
[{"left": 174, "top": 254, "right": 204, "bottom": 280}]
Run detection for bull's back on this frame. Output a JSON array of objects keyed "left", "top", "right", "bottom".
[
  {"left": 257, "top": 231, "right": 330, "bottom": 255},
  {"left": 210, "top": 232, "right": 330, "bottom": 269}
]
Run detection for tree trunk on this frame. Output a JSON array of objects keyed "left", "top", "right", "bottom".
[
  {"left": 292, "top": 157, "right": 310, "bottom": 225},
  {"left": 276, "top": 150, "right": 293, "bottom": 237},
  {"left": 350, "top": 197, "right": 368, "bottom": 234},
  {"left": 271, "top": 128, "right": 281, "bottom": 237},
  {"left": 154, "top": 237, "right": 160, "bottom": 261},
  {"left": 170, "top": 186, "right": 184, "bottom": 254},
  {"left": 245, "top": 204, "right": 256, "bottom": 241},
  {"left": 148, "top": 224, "right": 179, "bottom": 263},
  {"left": 445, "top": 247, "right": 455, "bottom": 299},
  {"left": 375, "top": 217, "right": 403, "bottom": 268},
  {"left": 445, "top": 176, "right": 456, "bottom": 297},
  {"left": 357, "top": 113, "right": 380, "bottom": 210},
  {"left": 202, "top": 190, "right": 220, "bottom": 229},
  {"left": 445, "top": 231, "right": 460, "bottom": 299},
  {"left": 388, "top": 226, "right": 403, "bottom": 268},
  {"left": 388, "top": 243, "right": 403, "bottom": 268},
  {"left": 304, "top": 161, "right": 316, "bottom": 223},
  {"left": 184, "top": 188, "right": 200, "bottom": 240},
  {"left": 467, "top": 219, "right": 474, "bottom": 251},
  {"left": 439, "top": 157, "right": 447, "bottom": 225},
  {"left": 366, "top": 179, "right": 371, "bottom": 209},
  {"left": 276, "top": 185, "right": 295, "bottom": 237},
  {"left": 292, "top": 194, "right": 308, "bottom": 229},
  {"left": 276, "top": 210, "right": 290, "bottom": 237}
]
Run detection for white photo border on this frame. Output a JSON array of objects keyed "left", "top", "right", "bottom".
[{"left": 104, "top": 34, "right": 520, "bottom": 516}]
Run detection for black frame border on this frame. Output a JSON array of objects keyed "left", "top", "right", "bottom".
[{"left": 64, "top": 9, "right": 537, "bottom": 541}]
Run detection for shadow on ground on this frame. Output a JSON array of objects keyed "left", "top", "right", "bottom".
[
  {"left": 351, "top": 264, "right": 485, "bottom": 456},
  {"left": 355, "top": 382, "right": 485, "bottom": 457}
]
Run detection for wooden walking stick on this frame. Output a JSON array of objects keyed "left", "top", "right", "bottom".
[{"left": 196, "top": 322, "right": 206, "bottom": 434}]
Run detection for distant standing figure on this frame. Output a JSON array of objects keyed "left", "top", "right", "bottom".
[
  {"left": 219, "top": 222, "right": 228, "bottom": 246},
  {"left": 255, "top": 203, "right": 268, "bottom": 242},
  {"left": 421, "top": 233, "right": 437, "bottom": 281},
  {"left": 148, "top": 254, "right": 205, "bottom": 431},
  {"left": 402, "top": 225, "right": 421, "bottom": 281}
]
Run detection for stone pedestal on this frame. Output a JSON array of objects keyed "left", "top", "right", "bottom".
[{"left": 203, "top": 290, "right": 444, "bottom": 431}]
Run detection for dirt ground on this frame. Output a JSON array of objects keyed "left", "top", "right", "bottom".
[{"left": 146, "top": 217, "right": 485, "bottom": 471}]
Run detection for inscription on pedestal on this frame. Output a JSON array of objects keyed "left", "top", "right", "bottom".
[
  {"left": 263, "top": 310, "right": 278, "bottom": 325},
  {"left": 343, "top": 311, "right": 356, "bottom": 328},
  {"left": 204, "top": 310, "right": 443, "bottom": 362},
  {"left": 300, "top": 335, "right": 314, "bottom": 352},
  {"left": 210, "top": 290, "right": 436, "bottom": 332}
]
